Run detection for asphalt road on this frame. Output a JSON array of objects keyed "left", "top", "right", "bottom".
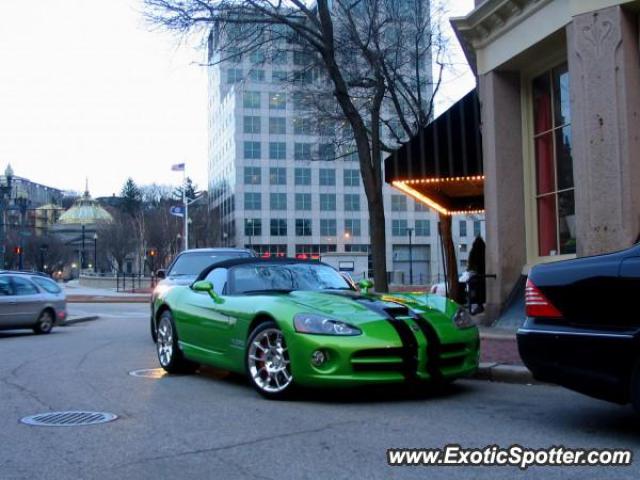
[{"left": 1, "top": 303, "right": 638, "bottom": 479}]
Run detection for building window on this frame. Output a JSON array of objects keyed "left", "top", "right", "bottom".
[
  {"left": 244, "top": 218, "right": 261, "bottom": 236},
  {"left": 271, "top": 51, "right": 287, "bottom": 64},
  {"left": 392, "top": 220, "right": 408, "bottom": 236},
  {"left": 243, "top": 116, "right": 261, "bottom": 134},
  {"left": 269, "top": 92, "right": 286, "bottom": 110},
  {"left": 270, "top": 219, "right": 287, "bottom": 236},
  {"left": 319, "top": 193, "right": 336, "bottom": 211},
  {"left": 269, "top": 142, "right": 286, "bottom": 160},
  {"left": 345, "top": 219, "right": 361, "bottom": 236},
  {"left": 391, "top": 195, "right": 407, "bottom": 212},
  {"left": 243, "top": 91, "right": 260, "bottom": 109},
  {"left": 269, "top": 117, "right": 286, "bottom": 134},
  {"left": 272, "top": 70, "right": 287, "bottom": 82},
  {"left": 473, "top": 220, "right": 482, "bottom": 238},
  {"left": 459, "top": 244, "right": 468, "bottom": 253},
  {"left": 244, "top": 166, "right": 261, "bottom": 185},
  {"left": 295, "top": 193, "right": 312, "bottom": 211},
  {"left": 244, "top": 192, "right": 262, "bottom": 210},
  {"left": 459, "top": 220, "right": 467, "bottom": 237},
  {"left": 293, "top": 50, "right": 312, "bottom": 65},
  {"left": 532, "top": 63, "right": 575, "bottom": 256},
  {"left": 243, "top": 141, "right": 261, "bottom": 159},
  {"left": 295, "top": 168, "right": 311, "bottom": 185},
  {"left": 318, "top": 143, "right": 335, "bottom": 161},
  {"left": 319, "top": 169, "right": 335, "bottom": 186},
  {"left": 415, "top": 219, "right": 430, "bottom": 236},
  {"left": 270, "top": 192, "right": 287, "bottom": 210},
  {"left": 292, "top": 93, "right": 308, "bottom": 111},
  {"left": 294, "top": 143, "right": 312, "bottom": 161},
  {"left": 269, "top": 167, "right": 286, "bottom": 185},
  {"left": 343, "top": 169, "right": 360, "bottom": 187},
  {"left": 414, "top": 200, "right": 428, "bottom": 212},
  {"left": 344, "top": 194, "right": 360, "bottom": 212},
  {"left": 293, "top": 117, "right": 312, "bottom": 135},
  {"left": 295, "top": 219, "right": 312, "bottom": 236},
  {"left": 320, "top": 219, "right": 337, "bottom": 236},
  {"left": 248, "top": 69, "right": 265, "bottom": 82},
  {"left": 227, "top": 68, "right": 243, "bottom": 83},
  {"left": 249, "top": 50, "right": 266, "bottom": 64}
]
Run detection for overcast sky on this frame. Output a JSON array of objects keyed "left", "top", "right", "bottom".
[{"left": 0, "top": 0, "right": 474, "bottom": 198}]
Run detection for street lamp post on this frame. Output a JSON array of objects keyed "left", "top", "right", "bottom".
[
  {"left": 406, "top": 227, "right": 414, "bottom": 286},
  {"left": 15, "top": 195, "right": 30, "bottom": 271},
  {"left": 81, "top": 224, "right": 86, "bottom": 270},
  {"left": 39, "top": 244, "right": 48, "bottom": 272},
  {"left": 0, "top": 165, "right": 13, "bottom": 269},
  {"left": 93, "top": 233, "right": 98, "bottom": 273}
]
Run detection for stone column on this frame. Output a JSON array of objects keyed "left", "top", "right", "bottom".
[
  {"left": 479, "top": 71, "right": 527, "bottom": 319},
  {"left": 568, "top": 6, "right": 640, "bottom": 256}
]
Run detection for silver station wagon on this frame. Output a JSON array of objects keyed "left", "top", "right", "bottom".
[{"left": 0, "top": 271, "right": 67, "bottom": 334}]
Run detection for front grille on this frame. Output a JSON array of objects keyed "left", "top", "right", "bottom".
[{"left": 351, "top": 348, "right": 405, "bottom": 372}]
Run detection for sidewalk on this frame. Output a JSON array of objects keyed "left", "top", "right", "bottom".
[
  {"left": 475, "top": 326, "right": 538, "bottom": 384},
  {"left": 64, "top": 281, "right": 150, "bottom": 303}
]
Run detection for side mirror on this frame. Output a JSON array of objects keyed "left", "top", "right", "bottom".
[
  {"left": 358, "top": 279, "right": 374, "bottom": 294},
  {"left": 192, "top": 280, "right": 223, "bottom": 303},
  {"left": 156, "top": 269, "right": 166, "bottom": 280}
]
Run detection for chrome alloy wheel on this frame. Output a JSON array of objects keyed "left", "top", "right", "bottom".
[
  {"left": 248, "top": 328, "right": 292, "bottom": 393},
  {"left": 157, "top": 316, "right": 174, "bottom": 367}
]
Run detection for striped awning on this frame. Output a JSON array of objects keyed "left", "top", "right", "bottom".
[{"left": 385, "top": 89, "right": 483, "bottom": 215}]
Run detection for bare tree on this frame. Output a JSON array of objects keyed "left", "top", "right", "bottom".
[
  {"left": 98, "top": 212, "right": 138, "bottom": 273},
  {"left": 22, "top": 234, "right": 73, "bottom": 274},
  {"left": 143, "top": 0, "right": 454, "bottom": 294}
]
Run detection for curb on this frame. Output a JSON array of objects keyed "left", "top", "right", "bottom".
[
  {"left": 474, "top": 362, "right": 540, "bottom": 385},
  {"left": 61, "top": 315, "right": 100, "bottom": 326},
  {"left": 67, "top": 296, "right": 149, "bottom": 304}
]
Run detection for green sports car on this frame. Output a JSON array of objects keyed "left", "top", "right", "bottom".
[{"left": 153, "top": 258, "right": 479, "bottom": 398}]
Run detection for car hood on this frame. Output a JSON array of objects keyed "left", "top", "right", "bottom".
[{"left": 282, "top": 290, "right": 413, "bottom": 321}]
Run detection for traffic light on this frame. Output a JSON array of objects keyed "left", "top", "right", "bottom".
[
  {"left": 14, "top": 246, "right": 22, "bottom": 255},
  {"left": 147, "top": 248, "right": 157, "bottom": 257}
]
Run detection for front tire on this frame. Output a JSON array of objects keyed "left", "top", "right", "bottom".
[
  {"left": 156, "top": 310, "right": 197, "bottom": 374},
  {"left": 33, "top": 310, "right": 54, "bottom": 335},
  {"left": 246, "top": 321, "right": 294, "bottom": 399}
]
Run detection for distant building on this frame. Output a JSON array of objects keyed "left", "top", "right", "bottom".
[
  {"left": 0, "top": 164, "right": 65, "bottom": 235},
  {"left": 205, "top": 9, "right": 481, "bottom": 285}
]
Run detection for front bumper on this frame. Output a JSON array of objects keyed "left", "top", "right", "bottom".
[
  {"left": 288, "top": 324, "right": 479, "bottom": 388},
  {"left": 517, "top": 321, "right": 638, "bottom": 404}
]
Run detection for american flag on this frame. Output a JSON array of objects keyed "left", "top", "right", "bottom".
[{"left": 171, "top": 163, "right": 185, "bottom": 172}]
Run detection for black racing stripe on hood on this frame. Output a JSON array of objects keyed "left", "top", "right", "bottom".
[{"left": 322, "top": 291, "right": 418, "bottom": 380}]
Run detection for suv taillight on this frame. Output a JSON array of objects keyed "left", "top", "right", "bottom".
[{"left": 525, "top": 278, "right": 562, "bottom": 318}]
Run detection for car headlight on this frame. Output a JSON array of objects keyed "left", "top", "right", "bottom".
[
  {"left": 294, "top": 313, "right": 362, "bottom": 336},
  {"left": 452, "top": 308, "right": 474, "bottom": 329}
]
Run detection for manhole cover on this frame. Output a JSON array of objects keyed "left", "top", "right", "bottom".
[
  {"left": 128, "top": 368, "right": 168, "bottom": 379},
  {"left": 20, "top": 411, "right": 117, "bottom": 427}
]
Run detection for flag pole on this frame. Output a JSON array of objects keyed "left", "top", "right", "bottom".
[{"left": 183, "top": 166, "right": 188, "bottom": 251}]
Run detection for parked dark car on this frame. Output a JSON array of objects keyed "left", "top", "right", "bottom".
[
  {"left": 150, "top": 248, "right": 255, "bottom": 341},
  {"left": 0, "top": 271, "right": 67, "bottom": 334},
  {"left": 517, "top": 244, "right": 640, "bottom": 412}
]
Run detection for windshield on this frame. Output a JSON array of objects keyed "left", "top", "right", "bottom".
[
  {"left": 168, "top": 252, "right": 249, "bottom": 276},
  {"left": 230, "top": 263, "right": 352, "bottom": 294}
]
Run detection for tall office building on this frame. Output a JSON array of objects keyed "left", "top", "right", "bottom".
[{"left": 206, "top": 16, "right": 483, "bottom": 284}]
